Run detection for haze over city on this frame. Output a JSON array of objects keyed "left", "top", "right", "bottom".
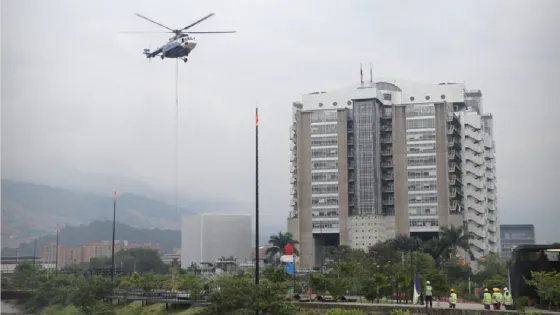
[{"left": 2, "top": 0, "right": 560, "bottom": 242}]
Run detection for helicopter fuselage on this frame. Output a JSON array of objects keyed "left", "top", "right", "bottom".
[{"left": 145, "top": 36, "right": 197, "bottom": 59}]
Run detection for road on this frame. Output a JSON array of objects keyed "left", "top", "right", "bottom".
[{"left": 0, "top": 301, "right": 24, "bottom": 314}]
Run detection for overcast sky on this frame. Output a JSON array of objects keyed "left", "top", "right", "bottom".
[{"left": 2, "top": 0, "right": 559, "bottom": 242}]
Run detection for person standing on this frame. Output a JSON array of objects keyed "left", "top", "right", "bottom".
[
  {"left": 482, "top": 288, "right": 492, "bottom": 310},
  {"left": 503, "top": 287, "right": 514, "bottom": 310},
  {"left": 449, "top": 288, "right": 457, "bottom": 309},
  {"left": 425, "top": 281, "right": 433, "bottom": 309}
]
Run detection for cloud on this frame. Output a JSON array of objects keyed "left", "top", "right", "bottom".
[{"left": 2, "top": 0, "right": 559, "bottom": 241}]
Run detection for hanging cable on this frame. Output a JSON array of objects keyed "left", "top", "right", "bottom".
[{"left": 175, "top": 58, "right": 179, "bottom": 216}]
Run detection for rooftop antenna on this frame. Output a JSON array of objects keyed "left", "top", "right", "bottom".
[
  {"left": 360, "top": 62, "right": 363, "bottom": 86},
  {"left": 370, "top": 62, "right": 373, "bottom": 84}
]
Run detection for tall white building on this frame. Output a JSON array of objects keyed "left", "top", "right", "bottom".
[
  {"left": 288, "top": 78, "right": 499, "bottom": 268},
  {"left": 181, "top": 213, "right": 252, "bottom": 269}
]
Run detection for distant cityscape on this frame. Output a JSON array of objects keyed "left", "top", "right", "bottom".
[{"left": 40, "top": 240, "right": 160, "bottom": 268}]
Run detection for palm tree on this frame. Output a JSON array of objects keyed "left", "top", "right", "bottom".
[
  {"left": 265, "top": 232, "right": 299, "bottom": 263},
  {"left": 390, "top": 235, "right": 423, "bottom": 252},
  {"left": 439, "top": 225, "right": 469, "bottom": 259}
]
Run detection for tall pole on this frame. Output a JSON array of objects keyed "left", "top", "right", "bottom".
[
  {"left": 255, "top": 108, "right": 260, "bottom": 286},
  {"left": 33, "top": 239, "right": 37, "bottom": 267},
  {"left": 55, "top": 224, "right": 59, "bottom": 275},
  {"left": 111, "top": 191, "right": 117, "bottom": 281},
  {"left": 293, "top": 249, "right": 296, "bottom": 292}
]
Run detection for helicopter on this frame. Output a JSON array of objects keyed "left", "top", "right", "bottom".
[{"left": 128, "top": 13, "right": 235, "bottom": 63}]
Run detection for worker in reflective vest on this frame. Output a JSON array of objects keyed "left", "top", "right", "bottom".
[
  {"left": 482, "top": 288, "right": 492, "bottom": 310},
  {"left": 503, "top": 287, "right": 514, "bottom": 310},
  {"left": 425, "top": 281, "right": 433, "bottom": 309},
  {"left": 492, "top": 288, "right": 502, "bottom": 310},
  {"left": 449, "top": 288, "right": 458, "bottom": 309}
]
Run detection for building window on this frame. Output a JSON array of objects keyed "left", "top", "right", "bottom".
[
  {"left": 312, "top": 160, "right": 338, "bottom": 170},
  {"left": 406, "top": 118, "right": 435, "bottom": 130},
  {"left": 425, "top": 96, "right": 431, "bottom": 100},
  {"left": 383, "top": 93, "right": 392, "bottom": 101},
  {"left": 410, "top": 96, "right": 415, "bottom": 101},
  {"left": 312, "top": 147, "right": 339, "bottom": 159}
]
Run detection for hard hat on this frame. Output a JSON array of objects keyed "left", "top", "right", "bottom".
[
  {"left": 504, "top": 287, "right": 508, "bottom": 291},
  {"left": 450, "top": 288, "right": 455, "bottom": 292},
  {"left": 484, "top": 288, "right": 488, "bottom": 292},
  {"left": 493, "top": 288, "right": 498, "bottom": 292},
  {"left": 426, "top": 281, "right": 430, "bottom": 284}
]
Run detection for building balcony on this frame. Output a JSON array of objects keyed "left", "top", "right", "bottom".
[
  {"left": 487, "top": 173, "right": 495, "bottom": 180},
  {"left": 447, "top": 125, "right": 457, "bottom": 135},
  {"left": 382, "top": 199, "right": 394, "bottom": 206},
  {"left": 465, "top": 152, "right": 483, "bottom": 165},
  {"left": 381, "top": 161, "right": 393, "bottom": 168},
  {"left": 449, "top": 188, "right": 456, "bottom": 198},
  {"left": 448, "top": 138, "right": 461, "bottom": 149},
  {"left": 469, "top": 237, "right": 485, "bottom": 251},
  {"left": 381, "top": 125, "right": 392, "bottom": 132},
  {"left": 290, "top": 166, "right": 297, "bottom": 173},
  {"left": 381, "top": 112, "right": 392, "bottom": 119},
  {"left": 382, "top": 173, "right": 394, "bottom": 180},
  {"left": 381, "top": 136, "right": 392, "bottom": 143},
  {"left": 465, "top": 128, "right": 482, "bottom": 142},
  {"left": 467, "top": 212, "right": 485, "bottom": 226},
  {"left": 381, "top": 148, "right": 393, "bottom": 156},
  {"left": 348, "top": 151, "right": 355, "bottom": 158},
  {"left": 487, "top": 202, "right": 496, "bottom": 211},
  {"left": 487, "top": 191, "right": 496, "bottom": 201},
  {"left": 382, "top": 185, "right": 394, "bottom": 193},
  {"left": 290, "top": 154, "right": 296, "bottom": 163},
  {"left": 487, "top": 213, "right": 497, "bottom": 222},
  {"left": 488, "top": 225, "right": 497, "bottom": 233},
  {"left": 448, "top": 150, "right": 462, "bottom": 161},
  {"left": 348, "top": 186, "right": 355, "bottom": 194},
  {"left": 290, "top": 198, "right": 297, "bottom": 207},
  {"left": 290, "top": 176, "right": 296, "bottom": 184},
  {"left": 468, "top": 225, "right": 485, "bottom": 237},
  {"left": 485, "top": 151, "right": 495, "bottom": 159},
  {"left": 348, "top": 162, "right": 355, "bottom": 169},
  {"left": 468, "top": 190, "right": 485, "bottom": 202}
]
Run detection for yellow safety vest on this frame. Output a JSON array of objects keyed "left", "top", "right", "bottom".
[
  {"left": 450, "top": 293, "right": 457, "bottom": 304},
  {"left": 504, "top": 292, "right": 513, "bottom": 305},
  {"left": 493, "top": 293, "right": 502, "bottom": 303},
  {"left": 425, "top": 285, "right": 433, "bottom": 296},
  {"left": 483, "top": 292, "right": 492, "bottom": 304}
]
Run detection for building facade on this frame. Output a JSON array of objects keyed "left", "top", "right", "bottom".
[
  {"left": 500, "top": 224, "right": 536, "bottom": 258},
  {"left": 288, "top": 79, "right": 499, "bottom": 268},
  {"left": 181, "top": 213, "right": 252, "bottom": 269}
]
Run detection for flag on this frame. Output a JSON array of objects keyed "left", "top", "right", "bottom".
[
  {"left": 255, "top": 108, "right": 259, "bottom": 127},
  {"left": 413, "top": 273, "right": 421, "bottom": 304},
  {"left": 360, "top": 63, "right": 363, "bottom": 84}
]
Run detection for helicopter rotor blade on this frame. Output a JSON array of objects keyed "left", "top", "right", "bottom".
[
  {"left": 134, "top": 13, "right": 175, "bottom": 32},
  {"left": 180, "top": 13, "right": 215, "bottom": 31},
  {"left": 187, "top": 31, "right": 237, "bottom": 34},
  {"left": 120, "top": 31, "right": 173, "bottom": 34}
]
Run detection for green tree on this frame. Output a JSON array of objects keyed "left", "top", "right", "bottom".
[
  {"left": 439, "top": 225, "right": 469, "bottom": 258},
  {"left": 526, "top": 270, "right": 560, "bottom": 310},
  {"left": 265, "top": 232, "right": 299, "bottom": 262}
]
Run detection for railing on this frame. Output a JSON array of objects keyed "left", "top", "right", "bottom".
[
  {"left": 381, "top": 161, "right": 393, "bottom": 167},
  {"left": 465, "top": 128, "right": 482, "bottom": 141},
  {"left": 468, "top": 225, "right": 485, "bottom": 237},
  {"left": 487, "top": 213, "right": 497, "bottom": 222},
  {"left": 382, "top": 199, "right": 394, "bottom": 206},
  {"left": 487, "top": 203, "right": 496, "bottom": 211},
  {"left": 381, "top": 149, "right": 393, "bottom": 156},
  {"left": 466, "top": 176, "right": 484, "bottom": 190},
  {"left": 382, "top": 173, "right": 394, "bottom": 180},
  {"left": 468, "top": 190, "right": 485, "bottom": 202},
  {"left": 381, "top": 125, "right": 392, "bottom": 132},
  {"left": 465, "top": 152, "right": 483, "bottom": 165},
  {"left": 382, "top": 186, "right": 394, "bottom": 192},
  {"left": 487, "top": 173, "right": 495, "bottom": 180},
  {"left": 381, "top": 137, "right": 392, "bottom": 143}
]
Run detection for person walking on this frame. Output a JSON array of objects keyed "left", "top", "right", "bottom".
[
  {"left": 425, "top": 281, "right": 433, "bottom": 309},
  {"left": 482, "top": 288, "right": 492, "bottom": 310},
  {"left": 492, "top": 288, "right": 502, "bottom": 310},
  {"left": 449, "top": 288, "right": 458, "bottom": 309},
  {"left": 503, "top": 287, "right": 514, "bottom": 310}
]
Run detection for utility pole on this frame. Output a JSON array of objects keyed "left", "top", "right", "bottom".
[
  {"left": 55, "top": 224, "right": 59, "bottom": 275},
  {"left": 111, "top": 191, "right": 117, "bottom": 281},
  {"left": 255, "top": 107, "right": 260, "bottom": 315}
]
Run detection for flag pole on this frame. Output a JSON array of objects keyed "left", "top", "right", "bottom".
[
  {"left": 111, "top": 191, "right": 117, "bottom": 281},
  {"left": 55, "top": 224, "right": 59, "bottom": 275},
  {"left": 255, "top": 108, "right": 260, "bottom": 287},
  {"left": 360, "top": 63, "right": 363, "bottom": 86}
]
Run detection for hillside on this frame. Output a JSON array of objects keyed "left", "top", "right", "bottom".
[
  {"left": 1, "top": 220, "right": 180, "bottom": 255},
  {"left": 1, "top": 179, "right": 188, "bottom": 246}
]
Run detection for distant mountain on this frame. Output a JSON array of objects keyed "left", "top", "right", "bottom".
[
  {"left": 1, "top": 220, "right": 180, "bottom": 256},
  {"left": 1, "top": 179, "right": 189, "bottom": 246}
]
